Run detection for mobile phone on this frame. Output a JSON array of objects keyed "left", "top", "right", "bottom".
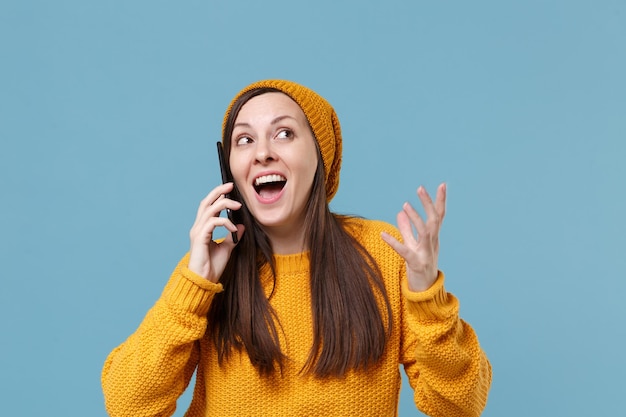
[{"left": 216, "top": 141, "right": 239, "bottom": 243}]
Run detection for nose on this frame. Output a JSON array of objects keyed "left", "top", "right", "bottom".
[{"left": 255, "top": 138, "right": 277, "bottom": 164}]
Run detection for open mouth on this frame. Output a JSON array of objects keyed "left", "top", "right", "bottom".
[{"left": 254, "top": 174, "right": 287, "bottom": 199}]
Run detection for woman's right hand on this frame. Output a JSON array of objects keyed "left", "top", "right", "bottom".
[{"left": 188, "top": 182, "right": 244, "bottom": 283}]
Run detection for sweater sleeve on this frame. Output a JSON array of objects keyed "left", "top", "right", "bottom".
[
  {"left": 400, "top": 271, "right": 492, "bottom": 417},
  {"left": 101, "top": 254, "right": 223, "bottom": 417}
]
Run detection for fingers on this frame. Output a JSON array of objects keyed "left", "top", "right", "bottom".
[
  {"left": 190, "top": 183, "right": 243, "bottom": 244},
  {"left": 412, "top": 183, "right": 446, "bottom": 233},
  {"left": 383, "top": 183, "right": 446, "bottom": 291},
  {"left": 434, "top": 183, "right": 446, "bottom": 222},
  {"left": 193, "top": 183, "right": 242, "bottom": 225},
  {"left": 387, "top": 183, "right": 446, "bottom": 252},
  {"left": 190, "top": 214, "right": 236, "bottom": 245},
  {"left": 401, "top": 202, "right": 425, "bottom": 242},
  {"left": 194, "top": 196, "right": 241, "bottom": 229},
  {"left": 196, "top": 182, "right": 238, "bottom": 219},
  {"left": 188, "top": 184, "right": 246, "bottom": 282},
  {"left": 416, "top": 185, "right": 444, "bottom": 226},
  {"left": 381, "top": 230, "right": 410, "bottom": 259},
  {"left": 227, "top": 224, "right": 246, "bottom": 244}
]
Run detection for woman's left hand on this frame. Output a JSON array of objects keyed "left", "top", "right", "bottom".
[{"left": 382, "top": 183, "right": 447, "bottom": 292}]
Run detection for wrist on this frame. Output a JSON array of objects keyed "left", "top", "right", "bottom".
[{"left": 406, "top": 269, "right": 438, "bottom": 292}]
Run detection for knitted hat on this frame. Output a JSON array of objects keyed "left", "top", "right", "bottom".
[{"left": 222, "top": 80, "right": 342, "bottom": 202}]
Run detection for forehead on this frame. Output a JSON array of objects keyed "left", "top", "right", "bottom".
[{"left": 235, "top": 92, "right": 307, "bottom": 124}]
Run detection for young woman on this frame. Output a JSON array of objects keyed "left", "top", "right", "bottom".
[{"left": 102, "top": 80, "right": 492, "bottom": 417}]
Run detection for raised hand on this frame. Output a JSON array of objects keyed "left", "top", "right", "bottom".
[
  {"left": 188, "top": 182, "right": 244, "bottom": 283},
  {"left": 382, "top": 183, "right": 446, "bottom": 292}
]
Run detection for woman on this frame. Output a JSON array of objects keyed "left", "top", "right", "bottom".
[{"left": 102, "top": 80, "right": 492, "bottom": 417}]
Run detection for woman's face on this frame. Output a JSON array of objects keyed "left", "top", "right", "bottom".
[{"left": 229, "top": 92, "right": 319, "bottom": 234}]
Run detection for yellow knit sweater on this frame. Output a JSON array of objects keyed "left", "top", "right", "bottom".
[{"left": 102, "top": 219, "right": 491, "bottom": 416}]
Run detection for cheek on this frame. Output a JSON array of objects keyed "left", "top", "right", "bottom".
[
  {"left": 228, "top": 148, "right": 242, "bottom": 169},
  {"left": 297, "top": 140, "right": 320, "bottom": 181},
  {"left": 304, "top": 149, "right": 320, "bottom": 182},
  {"left": 297, "top": 158, "right": 319, "bottom": 194},
  {"left": 228, "top": 155, "right": 247, "bottom": 185},
  {"left": 306, "top": 159, "right": 318, "bottom": 182}
]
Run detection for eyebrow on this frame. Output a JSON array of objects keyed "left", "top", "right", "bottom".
[
  {"left": 233, "top": 115, "right": 298, "bottom": 129},
  {"left": 270, "top": 115, "right": 297, "bottom": 125}
]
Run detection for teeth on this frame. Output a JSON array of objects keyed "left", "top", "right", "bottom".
[{"left": 255, "top": 174, "right": 286, "bottom": 186}]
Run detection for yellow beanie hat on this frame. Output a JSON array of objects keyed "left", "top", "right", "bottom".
[{"left": 222, "top": 80, "right": 342, "bottom": 202}]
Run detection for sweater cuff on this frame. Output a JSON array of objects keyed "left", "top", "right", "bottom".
[
  {"left": 402, "top": 271, "right": 457, "bottom": 321},
  {"left": 162, "top": 254, "right": 224, "bottom": 317}
]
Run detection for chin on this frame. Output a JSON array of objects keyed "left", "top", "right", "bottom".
[
  {"left": 254, "top": 216, "right": 291, "bottom": 229},
  {"left": 252, "top": 209, "right": 303, "bottom": 231}
]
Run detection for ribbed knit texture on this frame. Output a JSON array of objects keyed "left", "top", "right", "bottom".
[
  {"left": 222, "top": 79, "right": 342, "bottom": 202},
  {"left": 102, "top": 219, "right": 491, "bottom": 416}
]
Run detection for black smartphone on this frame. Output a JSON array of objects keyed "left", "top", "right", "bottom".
[{"left": 216, "top": 141, "right": 239, "bottom": 243}]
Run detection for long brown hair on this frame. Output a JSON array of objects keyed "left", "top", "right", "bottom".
[{"left": 207, "top": 88, "right": 392, "bottom": 377}]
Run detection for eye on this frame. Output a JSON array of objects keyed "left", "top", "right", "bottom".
[
  {"left": 275, "top": 129, "right": 294, "bottom": 140},
  {"left": 235, "top": 136, "right": 253, "bottom": 146}
]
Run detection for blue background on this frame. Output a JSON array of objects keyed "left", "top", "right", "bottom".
[{"left": 1, "top": 0, "right": 624, "bottom": 415}]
